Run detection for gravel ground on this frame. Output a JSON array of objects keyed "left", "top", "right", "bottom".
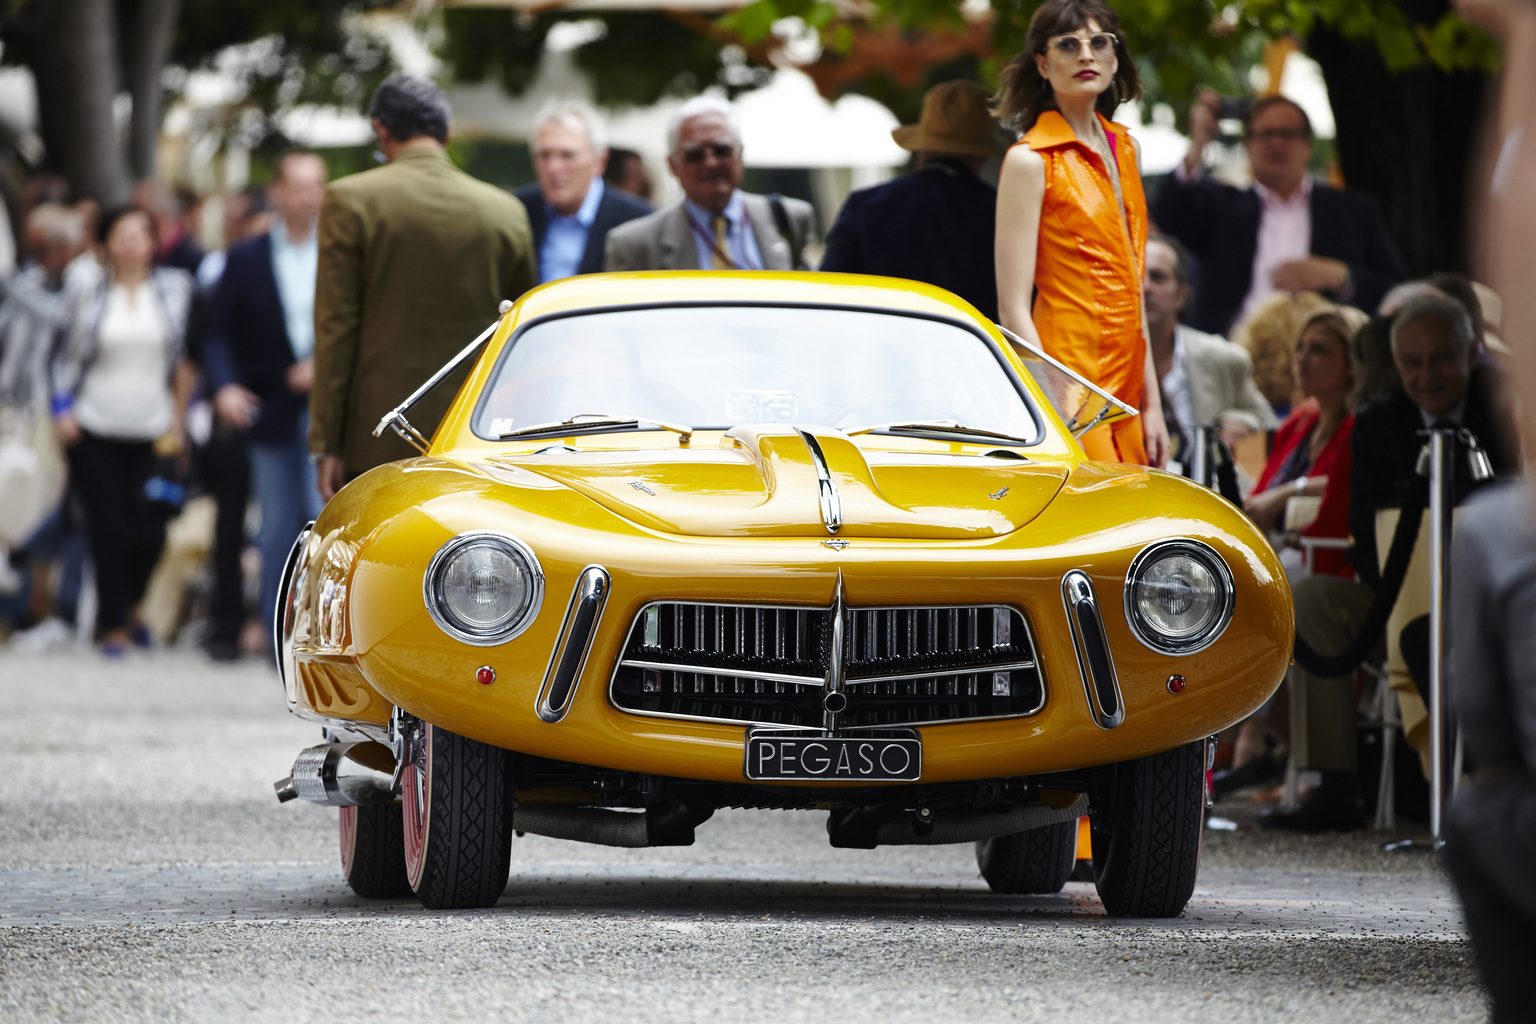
[{"left": 0, "top": 650, "right": 1488, "bottom": 1023}]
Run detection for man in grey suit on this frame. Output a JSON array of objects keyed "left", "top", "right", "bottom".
[
  {"left": 1145, "top": 235, "right": 1277, "bottom": 461},
  {"left": 604, "top": 96, "right": 817, "bottom": 272}
]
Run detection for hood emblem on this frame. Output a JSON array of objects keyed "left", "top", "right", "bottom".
[
  {"left": 628, "top": 480, "right": 656, "bottom": 495},
  {"left": 796, "top": 427, "right": 843, "bottom": 535},
  {"left": 989, "top": 486, "right": 1010, "bottom": 501},
  {"left": 822, "top": 538, "right": 850, "bottom": 551}
]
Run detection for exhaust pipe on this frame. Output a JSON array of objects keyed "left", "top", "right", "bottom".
[{"left": 274, "top": 741, "right": 396, "bottom": 806}]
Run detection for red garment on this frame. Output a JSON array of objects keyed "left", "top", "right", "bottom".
[{"left": 1254, "top": 399, "right": 1354, "bottom": 577}]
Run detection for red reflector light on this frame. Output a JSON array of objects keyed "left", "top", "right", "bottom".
[
  {"left": 476, "top": 666, "right": 496, "bottom": 685},
  {"left": 1166, "top": 675, "right": 1186, "bottom": 694}
]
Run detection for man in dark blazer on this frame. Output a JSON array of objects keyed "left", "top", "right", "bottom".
[
  {"left": 1268, "top": 294, "right": 1518, "bottom": 833},
  {"left": 515, "top": 100, "right": 651, "bottom": 282},
  {"left": 205, "top": 151, "right": 330, "bottom": 651},
  {"left": 1154, "top": 93, "right": 1407, "bottom": 336},
  {"left": 820, "top": 80, "right": 1007, "bottom": 322}
]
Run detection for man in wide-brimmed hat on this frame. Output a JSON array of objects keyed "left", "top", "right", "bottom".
[{"left": 821, "top": 80, "right": 1010, "bottom": 321}]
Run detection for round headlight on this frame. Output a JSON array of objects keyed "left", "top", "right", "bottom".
[
  {"left": 1124, "top": 540, "right": 1234, "bottom": 655},
  {"left": 424, "top": 532, "right": 544, "bottom": 645}
]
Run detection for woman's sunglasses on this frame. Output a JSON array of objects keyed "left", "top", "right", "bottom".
[{"left": 1046, "top": 32, "right": 1117, "bottom": 57}]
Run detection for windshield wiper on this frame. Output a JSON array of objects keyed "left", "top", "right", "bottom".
[
  {"left": 846, "top": 420, "right": 1032, "bottom": 446},
  {"left": 497, "top": 413, "right": 693, "bottom": 442}
]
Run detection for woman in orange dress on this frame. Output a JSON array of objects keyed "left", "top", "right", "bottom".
[{"left": 994, "top": 0, "right": 1169, "bottom": 466}]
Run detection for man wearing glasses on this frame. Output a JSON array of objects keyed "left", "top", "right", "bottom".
[
  {"left": 1154, "top": 92, "right": 1406, "bottom": 336},
  {"left": 604, "top": 96, "right": 817, "bottom": 272}
]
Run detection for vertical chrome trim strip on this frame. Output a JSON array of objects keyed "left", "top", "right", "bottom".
[
  {"left": 536, "top": 565, "right": 611, "bottom": 724},
  {"left": 1061, "top": 570, "right": 1125, "bottom": 729},
  {"left": 796, "top": 428, "right": 843, "bottom": 535},
  {"left": 823, "top": 572, "right": 847, "bottom": 732}
]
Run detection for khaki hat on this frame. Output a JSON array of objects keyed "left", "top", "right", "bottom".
[{"left": 892, "top": 80, "right": 1010, "bottom": 157}]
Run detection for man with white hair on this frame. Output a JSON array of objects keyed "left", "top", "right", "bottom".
[
  {"left": 604, "top": 96, "right": 817, "bottom": 271},
  {"left": 515, "top": 100, "right": 651, "bottom": 282}
]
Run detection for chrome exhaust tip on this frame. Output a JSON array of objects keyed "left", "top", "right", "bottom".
[{"left": 274, "top": 741, "right": 397, "bottom": 807}]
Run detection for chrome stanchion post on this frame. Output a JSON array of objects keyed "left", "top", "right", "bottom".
[
  {"left": 1427, "top": 427, "right": 1454, "bottom": 848},
  {"left": 1190, "top": 424, "right": 1212, "bottom": 489}
]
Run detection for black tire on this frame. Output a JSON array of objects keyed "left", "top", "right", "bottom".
[
  {"left": 402, "top": 722, "right": 513, "bottom": 910},
  {"left": 975, "top": 818, "right": 1078, "bottom": 894},
  {"left": 1090, "top": 740, "right": 1205, "bottom": 917},
  {"left": 339, "top": 803, "right": 413, "bottom": 899}
]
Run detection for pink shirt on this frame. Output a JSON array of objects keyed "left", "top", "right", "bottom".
[{"left": 1236, "top": 176, "right": 1313, "bottom": 324}]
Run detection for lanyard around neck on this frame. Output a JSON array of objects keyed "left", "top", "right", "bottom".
[{"left": 687, "top": 207, "right": 758, "bottom": 271}]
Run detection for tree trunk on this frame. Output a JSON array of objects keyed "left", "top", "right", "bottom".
[
  {"left": 126, "top": 0, "right": 182, "bottom": 181},
  {"left": 38, "top": 0, "right": 130, "bottom": 205},
  {"left": 1308, "top": 22, "right": 1487, "bottom": 278}
]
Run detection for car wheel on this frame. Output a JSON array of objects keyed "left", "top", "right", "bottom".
[
  {"left": 1090, "top": 740, "right": 1204, "bottom": 918},
  {"left": 975, "top": 819, "right": 1077, "bottom": 894},
  {"left": 401, "top": 721, "right": 513, "bottom": 910},
  {"left": 340, "top": 803, "right": 413, "bottom": 899}
]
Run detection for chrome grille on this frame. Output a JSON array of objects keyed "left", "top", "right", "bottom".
[{"left": 608, "top": 602, "right": 1043, "bottom": 730}]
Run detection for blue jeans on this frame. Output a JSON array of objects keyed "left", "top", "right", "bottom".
[{"left": 250, "top": 420, "right": 321, "bottom": 644}]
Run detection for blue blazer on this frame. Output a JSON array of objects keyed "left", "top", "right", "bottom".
[
  {"left": 514, "top": 182, "right": 652, "bottom": 277},
  {"left": 820, "top": 159, "right": 998, "bottom": 323},
  {"left": 202, "top": 233, "right": 306, "bottom": 444},
  {"left": 1153, "top": 175, "right": 1407, "bottom": 336}
]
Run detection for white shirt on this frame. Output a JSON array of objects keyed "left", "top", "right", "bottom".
[
  {"left": 683, "top": 192, "right": 764, "bottom": 271},
  {"left": 74, "top": 283, "right": 173, "bottom": 441},
  {"left": 1159, "top": 327, "right": 1195, "bottom": 432},
  {"left": 1236, "top": 176, "right": 1313, "bottom": 325}
]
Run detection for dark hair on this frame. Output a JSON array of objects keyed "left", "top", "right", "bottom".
[
  {"left": 235, "top": 184, "right": 269, "bottom": 217},
  {"left": 367, "top": 74, "right": 451, "bottom": 145},
  {"left": 992, "top": 0, "right": 1142, "bottom": 133},
  {"left": 1147, "top": 232, "right": 1191, "bottom": 286},
  {"left": 1426, "top": 271, "right": 1485, "bottom": 348},
  {"left": 1244, "top": 96, "right": 1313, "bottom": 142},
  {"left": 96, "top": 204, "right": 157, "bottom": 247},
  {"left": 604, "top": 148, "right": 641, "bottom": 182}
]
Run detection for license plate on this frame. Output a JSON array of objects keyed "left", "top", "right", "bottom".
[{"left": 744, "top": 730, "right": 921, "bottom": 782}]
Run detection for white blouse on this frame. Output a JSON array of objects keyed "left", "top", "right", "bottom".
[{"left": 74, "top": 283, "right": 173, "bottom": 441}]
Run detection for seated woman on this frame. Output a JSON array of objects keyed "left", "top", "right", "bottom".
[{"left": 1245, "top": 304, "right": 1369, "bottom": 579}]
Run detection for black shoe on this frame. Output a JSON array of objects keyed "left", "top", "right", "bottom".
[
  {"left": 1212, "top": 750, "right": 1284, "bottom": 797},
  {"left": 205, "top": 637, "right": 240, "bottom": 663},
  {"left": 1260, "top": 771, "right": 1366, "bottom": 832}
]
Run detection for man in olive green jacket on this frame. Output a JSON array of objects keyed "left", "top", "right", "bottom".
[{"left": 310, "top": 75, "right": 536, "bottom": 498}]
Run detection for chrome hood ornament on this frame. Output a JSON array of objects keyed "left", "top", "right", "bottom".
[{"left": 796, "top": 427, "right": 843, "bottom": 535}]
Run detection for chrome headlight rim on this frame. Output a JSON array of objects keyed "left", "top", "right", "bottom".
[
  {"left": 423, "top": 530, "right": 545, "bottom": 646},
  {"left": 1123, "top": 538, "right": 1235, "bottom": 656}
]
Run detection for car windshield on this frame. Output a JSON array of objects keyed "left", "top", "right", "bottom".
[{"left": 473, "top": 305, "right": 1040, "bottom": 443}]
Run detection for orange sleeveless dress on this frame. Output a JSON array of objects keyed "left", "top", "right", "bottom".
[{"left": 1019, "top": 110, "right": 1149, "bottom": 464}]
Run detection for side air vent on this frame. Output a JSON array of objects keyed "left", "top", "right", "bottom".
[{"left": 1062, "top": 570, "right": 1124, "bottom": 729}]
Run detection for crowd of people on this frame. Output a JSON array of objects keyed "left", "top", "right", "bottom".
[{"left": 0, "top": 0, "right": 1530, "bottom": 1006}]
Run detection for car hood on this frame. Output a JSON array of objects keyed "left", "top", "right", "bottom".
[{"left": 495, "top": 425, "right": 1068, "bottom": 540}]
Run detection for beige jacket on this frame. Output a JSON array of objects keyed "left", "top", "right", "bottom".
[
  {"left": 1178, "top": 325, "right": 1279, "bottom": 432},
  {"left": 603, "top": 192, "right": 817, "bottom": 272},
  {"left": 310, "top": 147, "right": 536, "bottom": 475}
]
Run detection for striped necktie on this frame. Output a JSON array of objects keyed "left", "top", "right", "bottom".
[{"left": 711, "top": 215, "right": 733, "bottom": 270}]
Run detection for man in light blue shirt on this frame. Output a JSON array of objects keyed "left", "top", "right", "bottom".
[
  {"left": 204, "top": 151, "right": 328, "bottom": 654},
  {"left": 514, "top": 100, "right": 652, "bottom": 282}
]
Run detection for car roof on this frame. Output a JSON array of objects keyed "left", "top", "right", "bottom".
[{"left": 510, "top": 271, "right": 990, "bottom": 326}]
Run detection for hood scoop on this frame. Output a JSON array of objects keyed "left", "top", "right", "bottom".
[{"left": 506, "top": 425, "right": 1067, "bottom": 540}]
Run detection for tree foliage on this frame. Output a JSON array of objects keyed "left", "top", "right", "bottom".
[{"left": 440, "top": 9, "right": 771, "bottom": 109}]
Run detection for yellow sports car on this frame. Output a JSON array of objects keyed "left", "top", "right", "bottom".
[{"left": 273, "top": 272, "right": 1291, "bottom": 916}]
